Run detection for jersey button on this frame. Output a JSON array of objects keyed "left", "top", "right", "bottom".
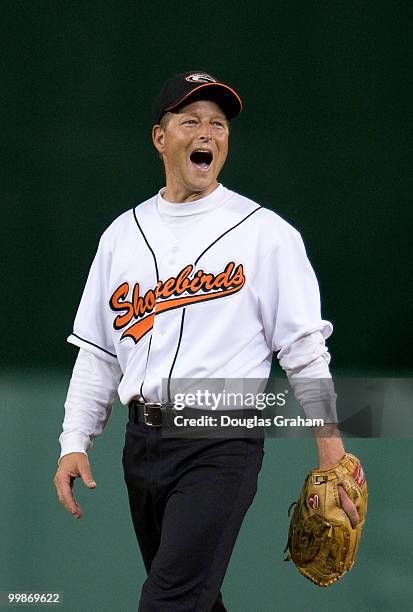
[{"left": 172, "top": 246, "right": 179, "bottom": 253}]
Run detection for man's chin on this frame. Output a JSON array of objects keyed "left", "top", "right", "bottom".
[
  {"left": 190, "top": 179, "right": 219, "bottom": 194},
  {"left": 177, "top": 181, "right": 218, "bottom": 201}
]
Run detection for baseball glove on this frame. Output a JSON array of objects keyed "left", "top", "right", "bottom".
[{"left": 284, "top": 453, "right": 368, "bottom": 587}]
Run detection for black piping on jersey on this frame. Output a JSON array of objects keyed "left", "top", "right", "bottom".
[
  {"left": 194, "top": 207, "right": 262, "bottom": 266},
  {"left": 71, "top": 333, "right": 117, "bottom": 359},
  {"left": 133, "top": 206, "right": 160, "bottom": 403},
  {"left": 167, "top": 309, "right": 186, "bottom": 403},
  {"left": 167, "top": 206, "right": 262, "bottom": 398},
  {"left": 133, "top": 207, "right": 160, "bottom": 279},
  {"left": 139, "top": 336, "right": 152, "bottom": 402}
]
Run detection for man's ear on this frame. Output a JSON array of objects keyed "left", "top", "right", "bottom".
[{"left": 152, "top": 125, "right": 165, "bottom": 156}]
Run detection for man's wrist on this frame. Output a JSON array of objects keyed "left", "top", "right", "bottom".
[
  {"left": 313, "top": 424, "right": 345, "bottom": 469},
  {"left": 57, "top": 449, "right": 88, "bottom": 466}
]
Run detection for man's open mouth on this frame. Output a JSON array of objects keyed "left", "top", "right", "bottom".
[{"left": 190, "top": 149, "right": 213, "bottom": 171}]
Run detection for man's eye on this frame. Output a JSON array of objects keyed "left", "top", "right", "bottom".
[
  {"left": 183, "top": 120, "right": 197, "bottom": 125},
  {"left": 212, "top": 122, "right": 224, "bottom": 127}
]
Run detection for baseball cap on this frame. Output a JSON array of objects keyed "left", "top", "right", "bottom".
[{"left": 152, "top": 71, "right": 243, "bottom": 124}]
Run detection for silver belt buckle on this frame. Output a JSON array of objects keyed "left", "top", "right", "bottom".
[{"left": 144, "top": 402, "right": 163, "bottom": 427}]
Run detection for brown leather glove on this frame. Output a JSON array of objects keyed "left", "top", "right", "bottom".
[{"left": 285, "top": 453, "right": 368, "bottom": 586}]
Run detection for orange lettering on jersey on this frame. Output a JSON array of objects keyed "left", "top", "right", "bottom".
[
  {"left": 109, "top": 261, "right": 245, "bottom": 344},
  {"left": 110, "top": 283, "right": 133, "bottom": 328}
]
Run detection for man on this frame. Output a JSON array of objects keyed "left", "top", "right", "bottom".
[{"left": 54, "top": 71, "right": 359, "bottom": 611}]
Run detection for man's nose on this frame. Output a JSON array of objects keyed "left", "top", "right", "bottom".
[{"left": 198, "top": 122, "right": 213, "bottom": 141}]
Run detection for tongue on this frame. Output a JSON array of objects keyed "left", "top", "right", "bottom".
[{"left": 193, "top": 161, "right": 209, "bottom": 170}]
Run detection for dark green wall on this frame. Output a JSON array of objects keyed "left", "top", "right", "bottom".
[{"left": 2, "top": 1, "right": 411, "bottom": 371}]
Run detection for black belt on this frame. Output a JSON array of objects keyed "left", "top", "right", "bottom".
[
  {"left": 128, "top": 400, "right": 177, "bottom": 427},
  {"left": 128, "top": 400, "right": 260, "bottom": 428}
]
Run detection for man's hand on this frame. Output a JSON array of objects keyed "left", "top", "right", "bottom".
[
  {"left": 53, "top": 452, "right": 96, "bottom": 519},
  {"left": 338, "top": 484, "right": 359, "bottom": 528},
  {"left": 314, "top": 423, "right": 360, "bottom": 528}
]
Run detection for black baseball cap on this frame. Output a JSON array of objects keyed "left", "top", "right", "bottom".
[{"left": 152, "top": 71, "right": 243, "bottom": 124}]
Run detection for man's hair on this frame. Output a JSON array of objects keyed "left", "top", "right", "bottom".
[{"left": 159, "top": 111, "right": 174, "bottom": 131}]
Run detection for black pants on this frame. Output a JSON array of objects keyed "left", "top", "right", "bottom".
[{"left": 122, "top": 421, "right": 264, "bottom": 612}]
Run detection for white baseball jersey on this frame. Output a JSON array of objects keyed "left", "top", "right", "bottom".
[{"left": 68, "top": 184, "right": 332, "bottom": 406}]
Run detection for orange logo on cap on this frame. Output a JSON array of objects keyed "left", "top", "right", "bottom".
[{"left": 185, "top": 73, "right": 217, "bottom": 84}]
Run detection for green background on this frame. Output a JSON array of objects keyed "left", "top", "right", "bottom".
[{"left": 1, "top": 1, "right": 412, "bottom": 610}]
